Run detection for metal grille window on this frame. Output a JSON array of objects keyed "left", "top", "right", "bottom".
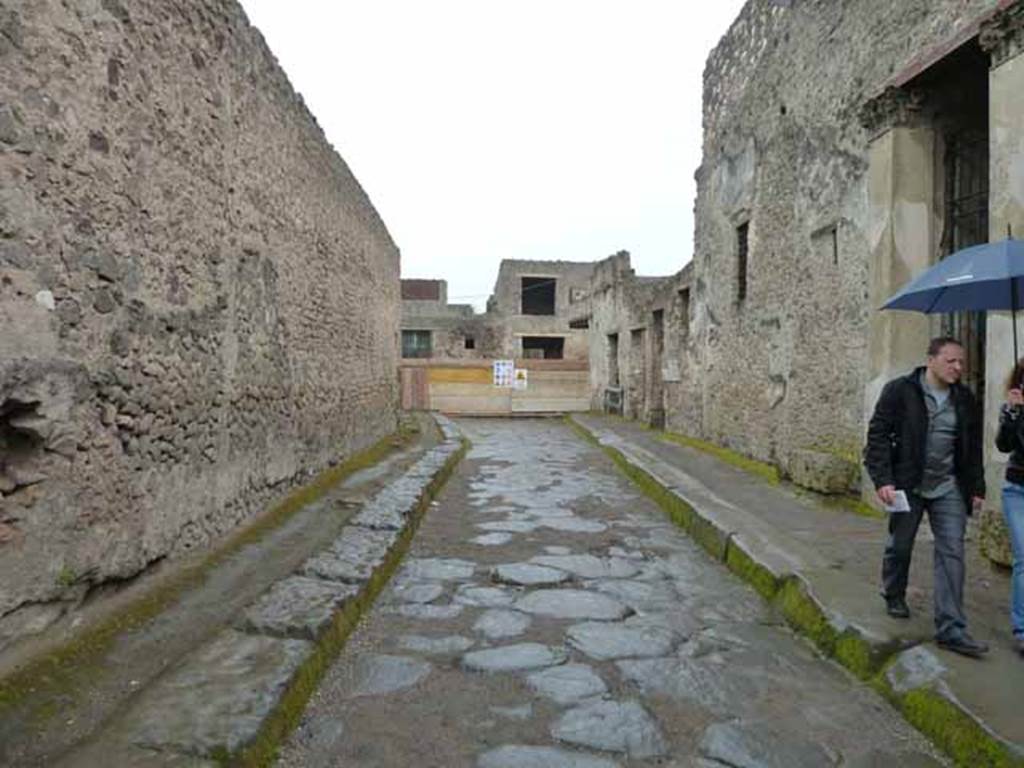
[
  {"left": 941, "top": 129, "right": 988, "bottom": 401},
  {"left": 736, "top": 222, "right": 749, "bottom": 303},
  {"left": 401, "top": 330, "right": 432, "bottom": 359}
]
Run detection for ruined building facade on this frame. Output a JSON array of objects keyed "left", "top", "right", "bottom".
[
  {"left": 688, "top": 0, "right": 1023, "bottom": 560},
  {"left": 400, "top": 259, "right": 596, "bottom": 362},
  {"left": 0, "top": 1, "right": 400, "bottom": 638}
]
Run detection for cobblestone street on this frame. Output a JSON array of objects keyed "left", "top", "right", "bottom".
[{"left": 278, "top": 419, "right": 945, "bottom": 767}]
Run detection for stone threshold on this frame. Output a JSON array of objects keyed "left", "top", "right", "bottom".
[
  {"left": 568, "top": 414, "right": 1024, "bottom": 768},
  {"left": 96, "top": 415, "right": 468, "bottom": 767}
]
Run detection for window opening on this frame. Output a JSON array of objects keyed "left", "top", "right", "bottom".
[
  {"left": 521, "top": 277, "right": 556, "bottom": 315},
  {"left": 736, "top": 223, "right": 749, "bottom": 303},
  {"left": 521, "top": 336, "right": 564, "bottom": 359},
  {"left": 678, "top": 288, "right": 691, "bottom": 337},
  {"left": 401, "top": 329, "right": 432, "bottom": 359},
  {"left": 607, "top": 333, "right": 620, "bottom": 387},
  {"left": 464, "top": 336, "right": 475, "bottom": 350}
]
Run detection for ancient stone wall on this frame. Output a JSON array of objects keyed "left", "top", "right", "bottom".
[
  {"left": 587, "top": 254, "right": 693, "bottom": 426},
  {"left": 691, "top": 0, "right": 999, "bottom": 475},
  {"left": 0, "top": 0, "right": 400, "bottom": 636}
]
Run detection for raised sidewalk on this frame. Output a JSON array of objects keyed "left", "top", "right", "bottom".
[{"left": 570, "top": 413, "right": 1024, "bottom": 768}]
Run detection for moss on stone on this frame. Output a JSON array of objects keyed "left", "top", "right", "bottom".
[
  {"left": 774, "top": 578, "right": 838, "bottom": 657},
  {"left": 833, "top": 632, "right": 876, "bottom": 680},
  {"left": 0, "top": 427, "right": 420, "bottom": 722},
  {"left": 658, "top": 431, "right": 781, "bottom": 485},
  {"left": 724, "top": 542, "right": 780, "bottom": 600},
  {"left": 235, "top": 437, "right": 469, "bottom": 767},
  {"left": 896, "top": 686, "right": 1024, "bottom": 768}
]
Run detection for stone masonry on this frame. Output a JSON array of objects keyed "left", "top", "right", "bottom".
[
  {"left": 688, "top": 0, "right": 1004, "bottom": 489},
  {"left": 0, "top": 0, "right": 400, "bottom": 642}
]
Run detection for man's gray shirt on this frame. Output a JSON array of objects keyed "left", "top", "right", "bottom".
[{"left": 917, "top": 371, "right": 957, "bottom": 499}]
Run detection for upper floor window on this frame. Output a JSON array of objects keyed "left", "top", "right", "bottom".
[{"left": 521, "top": 277, "right": 556, "bottom": 315}]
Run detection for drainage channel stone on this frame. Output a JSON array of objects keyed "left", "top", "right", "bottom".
[
  {"left": 551, "top": 700, "right": 667, "bottom": 758},
  {"left": 240, "top": 576, "right": 359, "bottom": 640},
  {"left": 398, "top": 634, "right": 475, "bottom": 655},
  {"left": 402, "top": 557, "right": 477, "bottom": 582},
  {"left": 128, "top": 630, "right": 312, "bottom": 758},
  {"left": 473, "top": 609, "right": 532, "bottom": 640},
  {"left": 492, "top": 563, "right": 571, "bottom": 587},
  {"left": 300, "top": 526, "right": 397, "bottom": 584},
  {"left": 565, "top": 621, "right": 676, "bottom": 661},
  {"left": 462, "top": 643, "right": 568, "bottom": 673},
  {"left": 477, "top": 745, "right": 621, "bottom": 768},
  {"left": 515, "top": 589, "right": 631, "bottom": 621},
  {"left": 349, "top": 654, "right": 432, "bottom": 697},
  {"left": 526, "top": 663, "right": 608, "bottom": 705}
]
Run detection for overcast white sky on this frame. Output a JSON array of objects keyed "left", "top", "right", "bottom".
[{"left": 239, "top": 1, "right": 746, "bottom": 310}]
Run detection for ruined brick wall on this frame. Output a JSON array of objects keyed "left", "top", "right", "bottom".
[
  {"left": 0, "top": 0, "right": 400, "bottom": 633},
  {"left": 691, "top": 0, "right": 999, "bottom": 471}
]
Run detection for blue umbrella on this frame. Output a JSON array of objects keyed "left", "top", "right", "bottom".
[{"left": 882, "top": 235, "right": 1024, "bottom": 361}]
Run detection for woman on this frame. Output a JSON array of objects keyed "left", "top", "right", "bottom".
[{"left": 995, "top": 359, "right": 1024, "bottom": 656}]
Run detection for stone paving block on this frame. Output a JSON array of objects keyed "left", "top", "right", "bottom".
[
  {"left": 240, "top": 576, "right": 359, "bottom": 641},
  {"left": 530, "top": 555, "right": 640, "bottom": 580},
  {"left": 473, "top": 609, "right": 532, "bottom": 640},
  {"left": 514, "top": 589, "right": 631, "bottom": 621},
  {"left": 399, "top": 634, "right": 475, "bottom": 655},
  {"left": 565, "top": 621, "right": 676, "bottom": 660},
  {"left": 462, "top": 643, "right": 569, "bottom": 673},
  {"left": 699, "top": 720, "right": 837, "bottom": 768},
  {"left": 526, "top": 663, "right": 608, "bottom": 704},
  {"left": 299, "top": 532, "right": 390, "bottom": 585},
  {"left": 492, "top": 563, "right": 571, "bottom": 586},
  {"left": 129, "top": 630, "right": 312, "bottom": 758},
  {"left": 551, "top": 699, "right": 667, "bottom": 758},
  {"left": 349, "top": 654, "right": 433, "bottom": 697},
  {"left": 402, "top": 557, "right": 477, "bottom": 581},
  {"left": 477, "top": 745, "right": 620, "bottom": 768}
]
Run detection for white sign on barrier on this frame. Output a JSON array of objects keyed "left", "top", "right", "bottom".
[
  {"left": 493, "top": 359, "right": 514, "bottom": 388},
  {"left": 513, "top": 368, "right": 528, "bottom": 390}
]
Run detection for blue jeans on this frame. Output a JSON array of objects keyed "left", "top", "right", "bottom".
[
  {"left": 1000, "top": 482, "right": 1024, "bottom": 638},
  {"left": 881, "top": 486, "right": 968, "bottom": 640}
]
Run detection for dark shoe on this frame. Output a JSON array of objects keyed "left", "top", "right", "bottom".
[
  {"left": 936, "top": 633, "right": 989, "bottom": 658},
  {"left": 884, "top": 595, "right": 910, "bottom": 619}
]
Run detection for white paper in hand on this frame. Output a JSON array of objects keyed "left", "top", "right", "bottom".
[{"left": 884, "top": 490, "right": 911, "bottom": 514}]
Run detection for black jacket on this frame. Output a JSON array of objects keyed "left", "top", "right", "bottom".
[
  {"left": 995, "top": 404, "right": 1024, "bottom": 482},
  {"left": 863, "top": 367, "right": 985, "bottom": 514}
]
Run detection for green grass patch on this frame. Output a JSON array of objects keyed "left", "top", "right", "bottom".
[
  {"left": 658, "top": 431, "right": 780, "bottom": 485},
  {"left": 0, "top": 426, "right": 419, "bottom": 719}
]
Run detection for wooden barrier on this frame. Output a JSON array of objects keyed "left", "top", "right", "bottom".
[{"left": 400, "top": 358, "right": 590, "bottom": 415}]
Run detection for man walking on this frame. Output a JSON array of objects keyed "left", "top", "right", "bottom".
[{"left": 864, "top": 336, "right": 988, "bottom": 657}]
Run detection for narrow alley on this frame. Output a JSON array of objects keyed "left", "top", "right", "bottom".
[{"left": 278, "top": 419, "right": 943, "bottom": 767}]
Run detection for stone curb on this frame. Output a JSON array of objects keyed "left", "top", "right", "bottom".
[
  {"left": 121, "top": 414, "right": 469, "bottom": 767},
  {"left": 567, "top": 415, "right": 1024, "bottom": 768}
]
